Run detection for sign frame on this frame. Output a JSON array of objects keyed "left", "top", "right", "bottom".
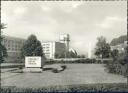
[{"left": 25, "top": 56, "right": 41, "bottom": 68}]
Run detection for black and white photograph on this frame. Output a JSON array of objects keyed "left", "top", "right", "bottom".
[{"left": 0, "top": 0, "right": 128, "bottom": 92}]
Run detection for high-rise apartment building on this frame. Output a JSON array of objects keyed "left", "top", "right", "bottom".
[
  {"left": 42, "top": 34, "right": 70, "bottom": 59},
  {"left": 42, "top": 41, "right": 66, "bottom": 59},
  {"left": 59, "top": 34, "right": 70, "bottom": 52}
]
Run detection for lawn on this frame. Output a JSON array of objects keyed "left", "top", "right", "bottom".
[{"left": 1, "top": 64, "right": 127, "bottom": 88}]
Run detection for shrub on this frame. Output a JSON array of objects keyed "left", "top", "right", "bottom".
[
  {"left": 45, "top": 58, "right": 114, "bottom": 64},
  {"left": 105, "top": 56, "right": 127, "bottom": 76},
  {"left": 61, "top": 65, "right": 67, "bottom": 70},
  {"left": 1, "top": 83, "right": 128, "bottom": 92},
  {"left": 52, "top": 68, "right": 59, "bottom": 73}
]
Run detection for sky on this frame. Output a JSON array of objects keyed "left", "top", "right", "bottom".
[{"left": 1, "top": 1, "right": 127, "bottom": 55}]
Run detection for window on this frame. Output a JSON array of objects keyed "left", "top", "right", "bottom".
[
  {"left": 46, "top": 49, "right": 49, "bottom": 51},
  {"left": 46, "top": 54, "right": 50, "bottom": 57},
  {"left": 45, "top": 52, "right": 50, "bottom": 54}
]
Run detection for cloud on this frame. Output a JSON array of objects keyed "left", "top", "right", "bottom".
[
  {"left": 14, "top": 7, "right": 27, "bottom": 16},
  {"left": 1, "top": 12, "right": 7, "bottom": 23},
  {"left": 72, "top": 3, "right": 81, "bottom": 8},
  {"left": 1, "top": 1, "right": 127, "bottom": 55},
  {"left": 42, "top": 6, "right": 51, "bottom": 11},
  {"left": 96, "top": 16, "right": 126, "bottom": 29}
]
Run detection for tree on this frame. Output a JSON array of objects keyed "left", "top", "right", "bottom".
[
  {"left": 95, "top": 36, "right": 111, "bottom": 58},
  {"left": 0, "top": 23, "right": 8, "bottom": 63},
  {"left": 21, "top": 34, "right": 44, "bottom": 59},
  {"left": 111, "top": 49, "right": 119, "bottom": 61}
]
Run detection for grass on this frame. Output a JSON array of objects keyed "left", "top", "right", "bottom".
[
  {"left": 1, "top": 83, "right": 128, "bottom": 93},
  {"left": 1, "top": 64, "right": 127, "bottom": 92}
]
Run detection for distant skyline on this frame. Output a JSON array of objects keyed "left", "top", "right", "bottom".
[{"left": 1, "top": 1, "right": 127, "bottom": 55}]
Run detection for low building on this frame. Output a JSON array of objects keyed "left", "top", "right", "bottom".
[
  {"left": 42, "top": 41, "right": 66, "bottom": 59},
  {"left": 2, "top": 35, "right": 25, "bottom": 62},
  {"left": 2, "top": 34, "right": 71, "bottom": 61},
  {"left": 69, "top": 48, "right": 77, "bottom": 55},
  {"left": 110, "top": 41, "right": 127, "bottom": 53}
]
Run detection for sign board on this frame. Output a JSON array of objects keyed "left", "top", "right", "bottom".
[{"left": 25, "top": 57, "right": 41, "bottom": 68}]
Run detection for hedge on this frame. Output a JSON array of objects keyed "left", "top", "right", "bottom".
[
  {"left": 45, "top": 58, "right": 108, "bottom": 64},
  {"left": 1, "top": 83, "right": 128, "bottom": 93},
  {"left": 105, "top": 56, "right": 128, "bottom": 76}
]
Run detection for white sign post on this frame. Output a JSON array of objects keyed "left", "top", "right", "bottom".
[
  {"left": 25, "top": 57, "right": 41, "bottom": 68},
  {"left": 24, "top": 56, "right": 42, "bottom": 72}
]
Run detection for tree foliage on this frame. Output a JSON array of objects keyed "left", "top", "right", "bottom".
[
  {"left": 0, "top": 23, "right": 8, "bottom": 63},
  {"left": 21, "top": 34, "right": 44, "bottom": 58},
  {"left": 105, "top": 46, "right": 128, "bottom": 76},
  {"left": 95, "top": 36, "right": 111, "bottom": 58},
  {"left": 111, "top": 49, "right": 119, "bottom": 61}
]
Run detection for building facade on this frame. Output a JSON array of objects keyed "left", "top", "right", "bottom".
[
  {"left": 2, "top": 35, "right": 25, "bottom": 62},
  {"left": 2, "top": 34, "right": 71, "bottom": 61},
  {"left": 41, "top": 41, "right": 66, "bottom": 59},
  {"left": 59, "top": 34, "right": 70, "bottom": 52}
]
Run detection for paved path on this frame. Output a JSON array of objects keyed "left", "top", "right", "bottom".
[
  {"left": 1, "top": 64, "right": 127, "bottom": 88},
  {"left": 1, "top": 63, "right": 23, "bottom": 66},
  {"left": 1, "top": 68, "right": 19, "bottom": 73}
]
